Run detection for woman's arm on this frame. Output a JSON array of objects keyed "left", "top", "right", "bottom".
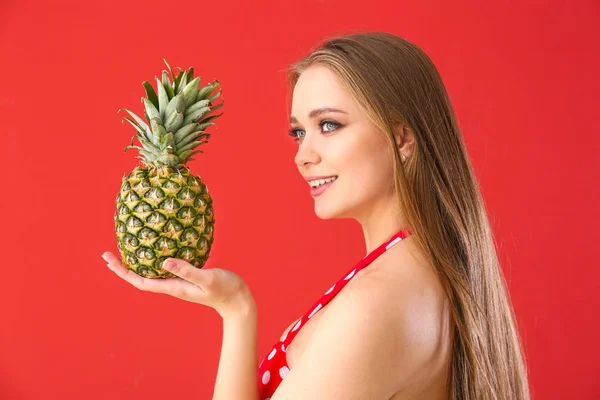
[
  {"left": 212, "top": 293, "right": 260, "bottom": 400},
  {"left": 102, "top": 253, "right": 261, "bottom": 400}
]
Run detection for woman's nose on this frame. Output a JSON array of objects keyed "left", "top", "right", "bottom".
[{"left": 294, "top": 137, "right": 321, "bottom": 167}]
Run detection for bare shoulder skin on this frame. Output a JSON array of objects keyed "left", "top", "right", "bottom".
[{"left": 273, "top": 237, "right": 453, "bottom": 400}]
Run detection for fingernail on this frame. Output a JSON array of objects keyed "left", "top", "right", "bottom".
[
  {"left": 101, "top": 253, "right": 109, "bottom": 261},
  {"left": 163, "top": 260, "right": 175, "bottom": 270}
]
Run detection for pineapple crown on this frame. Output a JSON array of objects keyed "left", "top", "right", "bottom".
[{"left": 120, "top": 59, "right": 223, "bottom": 169}]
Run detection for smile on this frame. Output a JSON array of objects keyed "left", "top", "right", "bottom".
[
  {"left": 308, "top": 176, "right": 337, "bottom": 188},
  {"left": 309, "top": 176, "right": 337, "bottom": 197}
]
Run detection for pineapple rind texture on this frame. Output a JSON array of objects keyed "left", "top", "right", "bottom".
[{"left": 115, "top": 165, "right": 215, "bottom": 278}]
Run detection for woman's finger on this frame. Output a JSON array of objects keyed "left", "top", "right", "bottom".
[
  {"left": 101, "top": 251, "right": 121, "bottom": 265},
  {"left": 103, "top": 252, "right": 177, "bottom": 293},
  {"left": 103, "top": 252, "right": 162, "bottom": 293},
  {"left": 162, "top": 258, "right": 211, "bottom": 290},
  {"left": 102, "top": 252, "right": 205, "bottom": 301}
]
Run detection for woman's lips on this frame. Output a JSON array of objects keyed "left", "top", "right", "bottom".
[{"left": 310, "top": 179, "right": 336, "bottom": 197}]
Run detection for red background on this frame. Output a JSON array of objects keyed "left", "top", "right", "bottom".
[{"left": 1, "top": 0, "right": 598, "bottom": 398}]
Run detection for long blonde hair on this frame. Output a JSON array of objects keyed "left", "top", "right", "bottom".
[{"left": 287, "top": 32, "right": 530, "bottom": 399}]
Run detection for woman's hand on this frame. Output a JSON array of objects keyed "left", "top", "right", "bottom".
[{"left": 102, "top": 252, "right": 254, "bottom": 319}]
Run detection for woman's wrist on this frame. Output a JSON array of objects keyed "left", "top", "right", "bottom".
[{"left": 218, "top": 288, "right": 257, "bottom": 321}]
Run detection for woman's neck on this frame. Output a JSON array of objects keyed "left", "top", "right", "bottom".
[{"left": 358, "top": 199, "right": 408, "bottom": 255}]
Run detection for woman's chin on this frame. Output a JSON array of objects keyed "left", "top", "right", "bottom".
[{"left": 314, "top": 203, "right": 343, "bottom": 220}]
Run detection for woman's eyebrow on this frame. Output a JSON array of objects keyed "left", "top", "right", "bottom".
[{"left": 290, "top": 107, "right": 347, "bottom": 123}]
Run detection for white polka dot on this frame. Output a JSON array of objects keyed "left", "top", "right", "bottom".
[
  {"left": 325, "top": 283, "right": 335, "bottom": 295},
  {"left": 279, "top": 366, "right": 290, "bottom": 379},
  {"left": 308, "top": 303, "right": 322, "bottom": 319},
  {"left": 268, "top": 348, "right": 277, "bottom": 360},
  {"left": 344, "top": 269, "right": 356, "bottom": 280},
  {"left": 262, "top": 370, "right": 271, "bottom": 384},
  {"left": 291, "top": 319, "right": 302, "bottom": 332},
  {"left": 281, "top": 343, "right": 287, "bottom": 352},
  {"left": 385, "top": 237, "right": 402, "bottom": 250}
]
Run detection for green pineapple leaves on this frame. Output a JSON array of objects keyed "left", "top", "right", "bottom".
[
  {"left": 182, "top": 105, "right": 211, "bottom": 126},
  {"left": 163, "top": 58, "right": 175, "bottom": 80},
  {"left": 122, "top": 109, "right": 150, "bottom": 135},
  {"left": 143, "top": 98, "right": 161, "bottom": 123},
  {"left": 164, "top": 94, "right": 185, "bottom": 133},
  {"left": 173, "top": 123, "right": 198, "bottom": 144},
  {"left": 121, "top": 59, "right": 224, "bottom": 168},
  {"left": 156, "top": 77, "right": 170, "bottom": 119},
  {"left": 182, "top": 77, "right": 201, "bottom": 108},
  {"left": 173, "top": 70, "right": 185, "bottom": 93},
  {"left": 186, "top": 99, "right": 210, "bottom": 115},
  {"left": 161, "top": 71, "right": 175, "bottom": 99},
  {"left": 142, "top": 81, "right": 159, "bottom": 110},
  {"left": 196, "top": 80, "right": 220, "bottom": 102}
]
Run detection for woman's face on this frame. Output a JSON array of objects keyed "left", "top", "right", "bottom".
[{"left": 290, "top": 65, "right": 397, "bottom": 221}]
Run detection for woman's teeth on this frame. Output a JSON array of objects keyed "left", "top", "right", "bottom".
[{"left": 309, "top": 176, "right": 337, "bottom": 188}]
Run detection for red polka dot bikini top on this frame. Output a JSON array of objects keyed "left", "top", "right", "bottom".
[{"left": 258, "top": 227, "right": 412, "bottom": 399}]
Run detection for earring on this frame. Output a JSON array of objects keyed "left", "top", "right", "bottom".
[{"left": 401, "top": 153, "right": 406, "bottom": 162}]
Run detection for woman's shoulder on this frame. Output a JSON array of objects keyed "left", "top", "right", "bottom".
[
  {"left": 339, "top": 246, "right": 448, "bottom": 330},
  {"left": 324, "top": 238, "right": 452, "bottom": 376},
  {"left": 272, "top": 239, "right": 452, "bottom": 397},
  {"left": 301, "top": 244, "right": 452, "bottom": 394},
  {"left": 347, "top": 235, "right": 446, "bottom": 308}
]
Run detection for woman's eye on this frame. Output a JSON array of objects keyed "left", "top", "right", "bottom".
[
  {"left": 288, "top": 120, "right": 341, "bottom": 142},
  {"left": 288, "top": 129, "right": 304, "bottom": 141},
  {"left": 321, "top": 120, "right": 340, "bottom": 132}
]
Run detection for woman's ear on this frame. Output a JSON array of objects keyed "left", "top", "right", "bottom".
[{"left": 393, "top": 124, "right": 416, "bottom": 161}]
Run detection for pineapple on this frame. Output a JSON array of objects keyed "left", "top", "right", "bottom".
[{"left": 114, "top": 59, "right": 223, "bottom": 278}]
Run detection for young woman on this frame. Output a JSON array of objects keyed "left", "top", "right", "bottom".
[{"left": 104, "top": 32, "right": 530, "bottom": 399}]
